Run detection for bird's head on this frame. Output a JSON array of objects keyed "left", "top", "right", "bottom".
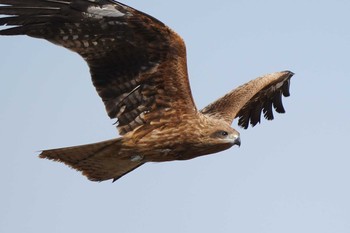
[
  {"left": 209, "top": 127, "right": 241, "bottom": 148},
  {"left": 196, "top": 116, "right": 241, "bottom": 154}
]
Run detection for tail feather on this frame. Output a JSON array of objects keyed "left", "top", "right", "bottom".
[{"left": 39, "top": 138, "right": 144, "bottom": 182}]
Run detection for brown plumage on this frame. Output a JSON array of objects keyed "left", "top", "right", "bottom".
[{"left": 0, "top": 0, "right": 294, "bottom": 182}]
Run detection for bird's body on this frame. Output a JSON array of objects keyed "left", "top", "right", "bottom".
[
  {"left": 0, "top": 0, "right": 294, "bottom": 182},
  {"left": 124, "top": 112, "right": 239, "bottom": 162}
]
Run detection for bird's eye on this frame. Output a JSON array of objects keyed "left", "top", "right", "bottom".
[
  {"left": 217, "top": 130, "right": 228, "bottom": 137},
  {"left": 221, "top": 131, "right": 228, "bottom": 137},
  {"left": 211, "top": 130, "right": 230, "bottom": 138}
]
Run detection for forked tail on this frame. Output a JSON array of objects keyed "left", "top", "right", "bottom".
[{"left": 39, "top": 138, "right": 144, "bottom": 182}]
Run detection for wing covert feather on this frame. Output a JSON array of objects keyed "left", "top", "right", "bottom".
[
  {"left": 201, "top": 71, "right": 294, "bottom": 129},
  {"left": 0, "top": 0, "right": 196, "bottom": 135}
]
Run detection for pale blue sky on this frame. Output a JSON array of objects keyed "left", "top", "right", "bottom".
[{"left": 0, "top": 0, "right": 349, "bottom": 232}]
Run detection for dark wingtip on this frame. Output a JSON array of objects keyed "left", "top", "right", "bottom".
[
  {"left": 282, "top": 70, "right": 295, "bottom": 77},
  {"left": 281, "top": 70, "right": 293, "bottom": 97}
]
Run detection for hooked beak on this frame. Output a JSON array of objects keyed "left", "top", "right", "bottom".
[
  {"left": 234, "top": 136, "right": 241, "bottom": 147},
  {"left": 228, "top": 134, "right": 241, "bottom": 147}
]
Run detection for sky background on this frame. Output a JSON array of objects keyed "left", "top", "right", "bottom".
[{"left": 0, "top": 0, "right": 349, "bottom": 232}]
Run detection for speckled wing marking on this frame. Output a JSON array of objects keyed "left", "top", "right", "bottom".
[
  {"left": 201, "top": 71, "right": 294, "bottom": 129},
  {"left": 0, "top": 0, "right": 197, "bottom": 135}
]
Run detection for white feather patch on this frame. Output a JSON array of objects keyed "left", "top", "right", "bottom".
[
  {"left": 87, "top": 5, "right": 126, "bottom": 18},
  {"left": 130, "top": 155, "right": 143, "bottom": 162}
]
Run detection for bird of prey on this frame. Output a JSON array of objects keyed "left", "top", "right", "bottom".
[{"left": 0, "top": 0, "right": 294, "bottom": 182}]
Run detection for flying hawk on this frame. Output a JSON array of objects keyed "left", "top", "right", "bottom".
[{"left": 0, "top": 0, "right": 294, "bottom": 182}]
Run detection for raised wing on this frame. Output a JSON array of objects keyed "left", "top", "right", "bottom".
[
  {"left": 0, "top": 0, "right": 196, "bottom": 135},
  {"left": 201, "top": 71, "right": 294, "bottom": 129}
]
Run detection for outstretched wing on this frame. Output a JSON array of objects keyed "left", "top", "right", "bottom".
[
  {"left": 201, "top": 71, "right": 294, "bottom": 129},
  {"left": 0, "top": 0, "right": 196, "bottom": 135}
]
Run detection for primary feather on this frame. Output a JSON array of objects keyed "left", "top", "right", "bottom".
[{"left": 0, "top": 0, "right": 294, "bottom": 182}]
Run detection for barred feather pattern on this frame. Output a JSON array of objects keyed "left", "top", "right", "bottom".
[
  {"left": 236, "top": 73, "right": 291, "bottom": 129},
  {"left": 201, "top": 71, "right": 294, "bottom": 129},
  {"left": 0, "top": 0, "right": 196, "bottom": 135},
  {"left": 39, "top": 138, "right": 144, "bottom": 182},
  {"left": 0, "top": 1, "right": 295, "bottom": 182}
]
